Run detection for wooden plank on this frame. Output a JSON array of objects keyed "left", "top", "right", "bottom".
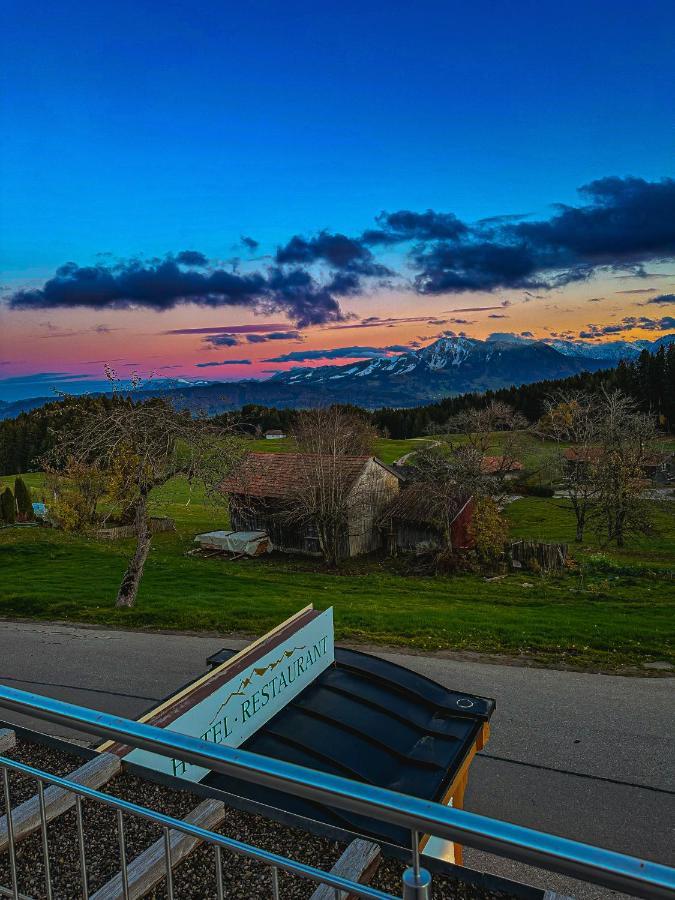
[
  {"left": 90, "top": 798, "right": 225, "bottom": 900},
  {"left": 0, "top": 751, "right": 120, "bottom": 852},
  {"left": 310, "top": 838, "right": 381, "bottom": 900},
  {"left": 0, "top": 729, "right": 16, "bottom": 754}
]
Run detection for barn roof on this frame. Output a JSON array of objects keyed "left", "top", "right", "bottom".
[
  {"left": 379, "top": 483, "right": 471, "bottom": 528},
  {"left": 221, "top": 452, "right": 399, "bottom": 499}
]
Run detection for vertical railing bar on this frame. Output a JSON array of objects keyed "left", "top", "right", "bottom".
[
  {"left": 163, "top": 826, "right": 174, "bottom": 900},
  {"left": 75, "top": 794, "right": 88, "bottom": 899},
  {"left": 214, "top": 844, "right": 224, "bottom": 900},
  {"left": 270, "top": 865, "right": 280, "bottom": 900},
  {"left": 2, "top": 767, "right": 19, "bottom": 900},
  {"left": 37, "top": 779, "right": 53, "bottom": 900},
  {"left": 117, "top": 809, "right": 129, "bottom": 900},
  {"left": 411, "top": 830, "right": 420, "bottom": 879}
]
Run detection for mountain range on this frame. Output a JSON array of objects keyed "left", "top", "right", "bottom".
[{"left": 1, "top": 333, "right": 673, "bottom": 419}]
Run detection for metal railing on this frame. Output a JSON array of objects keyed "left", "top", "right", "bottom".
[
  {"left": 0, "top": 755, "right": 395, "bottom": 900},
  {"left": 0, "top": 684, "right": 674, "bottom": 900}
]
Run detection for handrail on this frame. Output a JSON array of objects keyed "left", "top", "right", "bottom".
[
  {"left": 0, "top": 684, "right": 673, "bottom": 900},
  {"left": 0, "top": 755, "right": 395, "bottom": 900}
]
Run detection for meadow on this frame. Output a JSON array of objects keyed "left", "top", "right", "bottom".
[{"left": 1, "top": 436, "right": 673, "bottom": 671}]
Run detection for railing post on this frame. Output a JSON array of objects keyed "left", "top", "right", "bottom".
[
  {"left": 402, "top": 830, "right": 431, "bottom": 900},
  {"left": 401, "top": 867, "right": 432, "bottom": 899}
]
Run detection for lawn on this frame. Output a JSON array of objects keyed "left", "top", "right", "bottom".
[
  {"left": 245, "top": 436, "right": 432, "bottom": 465},
  {"left": 2, "top": 460, "right": 674, "bottom": 671}
]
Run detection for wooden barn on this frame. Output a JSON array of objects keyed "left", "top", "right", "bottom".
[
  {"left": 379, "top": 484, "right": 475, "bottom": 555},
  {"left": 220, "top": 452, "right": 402, "bottom": 558}
]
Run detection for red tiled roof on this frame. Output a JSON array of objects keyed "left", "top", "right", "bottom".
[
  {"left": 220, "top": 452, "right": 374, "bottom": 499},
  {"left": 481, "top": 455, "right": 523, "bottom": 474}
]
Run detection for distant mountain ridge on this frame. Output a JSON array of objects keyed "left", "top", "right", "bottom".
[{"left": 1, "top": 333, "right": 673, "bottom": 418}]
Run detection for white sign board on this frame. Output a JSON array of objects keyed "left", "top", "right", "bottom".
[{"left": 126, "top": 607, "right": 334, "bottom": 781}]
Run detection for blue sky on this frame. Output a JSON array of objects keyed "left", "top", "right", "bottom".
[{"left": 1, "top": 0, "right": 674, "bottom": 400}]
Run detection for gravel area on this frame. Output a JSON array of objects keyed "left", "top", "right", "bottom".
[{"left": 1, "top": 739, "right": 518, "bottom": 900}]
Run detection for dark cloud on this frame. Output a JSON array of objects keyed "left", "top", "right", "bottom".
[
  {"left": 240, "top": 236, "right": 259, "bottom": 251},
  {"left": 644, "top": 293, "right": 675, "bottom": 305},
  {"left": 165, "top": 323, "right": 289, "bottom": 335},
  {"left": 7, "top": 177, "right": 674, "bottom": 325},
  {"left": 414, "top": 176, "right": 675, "bottom": 293},
  {"left": 264, "top": 346, "right": 405, "bottom": 363},
  {"left": 203, "top": 334, "right": 240, "bottom": 347},
  {"left": 175, "top": 250, "right": 209, "bottom": 266},
  {"left": 275, "top": 231, "right": 390, "bottom": 279},
  {"left": 195, "top": 359, "right": 252, "bottom": 367},
  {"left": 616, "top": 287, "right": 659, "bottom": 294},
  {"left": 245, "top": 330, "right": 302, "bottom": 343},
  {"left": 362, "top": 210, "right": 469, "bottom": 244},
  {"left": 579, "top": 315, "right": 675, "bottom": 337},
  {"left": 8, "top": 257, "right": 347, "bottom": 327},
  {"left": 488, "top": 314, "right": 508, "bottom": 318}
]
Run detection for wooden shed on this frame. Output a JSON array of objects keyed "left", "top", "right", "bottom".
[
  {"left": 379, "top": 484, "right": 475, "bottom": 554},
  {"left": 220, "top": 452, "right": 402, "bottom": 558}
]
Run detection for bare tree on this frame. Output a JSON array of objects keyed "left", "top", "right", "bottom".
[
  {"left": 284, "top": 407, "right": 379, "bottom": 566},
  {"left": 595, "top": 391, "right": 657, "bottom": 547},
  {"left": 539, "top": 393, "right": 602, "bottom": 542},
  {"left": 46, "top": 374, "right": 244, "bottom": 607},
  {"left": 410, "top": 401, "right": 526, "bottom": 552},
  {"left": 540, "top": 390, "right": 658, "bottom": 546}
]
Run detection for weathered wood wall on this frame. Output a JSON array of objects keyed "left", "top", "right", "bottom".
[{"left": 508, "top": 540, "right": 568, "bottom": 572}]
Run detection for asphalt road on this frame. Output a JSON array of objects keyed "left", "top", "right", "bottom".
[{"left": 0, "top": 620, "right": 673, "bottom": 899}]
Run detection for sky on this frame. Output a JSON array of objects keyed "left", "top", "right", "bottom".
[{"left": 1, "top": 0, "right": 674, "bottom": 401}]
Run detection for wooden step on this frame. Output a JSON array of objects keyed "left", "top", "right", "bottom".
[
  {"left": 0, "top": 730, "right": 16, "bottom": 754},
  {"left": 90, "top": 798, "right": 225, "bottom": 900},
  {"left": 310, "top": 838, "right": 381, "bottom": 900},
  {"left": 0, "top": 751, "right": 120, "bottom": 853}
]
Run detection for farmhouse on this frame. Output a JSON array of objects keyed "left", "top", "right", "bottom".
[
  {"left": 481, "top": 455, "right": 523, "bottom": 479},
  {"left": 563, "top": 447, "right": 673, "bottom": 479},
  {"left": 264, "top": 428, "right": 286, "bottom": 439},
  {"left": 221, "top": 452, "right": 402, "bottom": 558},
  {"left": 379, "top": 483, "right": 475, "bottom": 554}
]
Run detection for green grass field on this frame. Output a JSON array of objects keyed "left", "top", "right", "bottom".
[{"left": 1, "top": 440, "right": 674, "bottom": 671}]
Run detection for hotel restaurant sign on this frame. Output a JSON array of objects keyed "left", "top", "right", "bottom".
[{"left": 125, "top": 607, "right": 334, "bottom": 782}]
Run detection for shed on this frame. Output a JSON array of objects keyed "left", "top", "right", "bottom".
[
  {"left": 379, "top": 484, "right": 474, "bottom": 554},
  {"left": 221, "top": 452, "right": 402, "bottom": 558},
  {"left": 264, "top": 429, "right": 286, "bottom": 439}
]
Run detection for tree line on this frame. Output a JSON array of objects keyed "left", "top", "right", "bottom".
[{"left": 2, "top": 346, "right": 674, "bottom": 475}]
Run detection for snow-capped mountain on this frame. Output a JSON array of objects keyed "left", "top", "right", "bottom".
[{"left": 264, "top": 332, "right": 674, "bottom": 407}]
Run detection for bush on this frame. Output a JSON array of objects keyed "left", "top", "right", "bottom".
[
  {"left": 0, "top": 487, "right": 16, "bottom": 524},
  {"left": 523, "top": 483, "right": 555, "bottom": 497},
  {"left": 14, "top": 477, "right": 34, "bottom": 521}
]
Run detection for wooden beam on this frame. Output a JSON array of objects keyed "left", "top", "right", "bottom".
[
  {"left": 0, "top": 751, "right": 120, "bottom": 853},
  {"left": 309, "top": 838, "right": 381, "bottom": 900},
  {"left": 0, "top": 729, "right": 16, "bottom": 754},
  {"left": 90, "top": 798, "right": 225, "bottom": 900}
]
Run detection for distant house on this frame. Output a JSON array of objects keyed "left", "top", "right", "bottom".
[
  {"left": 379, "top": 484, "right": 475, "bottom": 554},
  {"left": 264, "top": 429, "right": 286, "bottom": 440},
  {"left": 220, "top": 452, "right": 402, "bottom": 558},
  {"left": 563, "top": 447, "right": 672, "bottom": 479},
  {"left": 481, "top": 456, "right": 523, "bottom": 479}
]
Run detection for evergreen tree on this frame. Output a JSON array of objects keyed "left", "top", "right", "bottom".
[
  {"left": 0, "top": 487, "right": 16, "bottom": 524},
  {"left": 14, "top": 476, "right": 34, "bottom": 521}
]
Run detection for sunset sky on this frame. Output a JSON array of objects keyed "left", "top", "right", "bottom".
[{"left": 1, "top": 0, "right": 674, "bottom": 401}]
